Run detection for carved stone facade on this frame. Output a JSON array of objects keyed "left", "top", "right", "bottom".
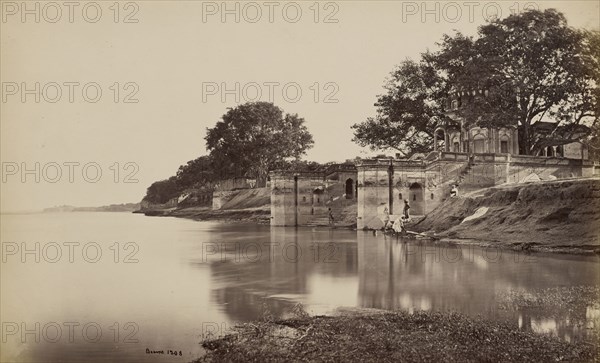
[
  {"left": 355, "top": 152, "right": 597, "bottom": 229},
  {"left": 270, "top": 164, "right": 358, "bottom": 227}
]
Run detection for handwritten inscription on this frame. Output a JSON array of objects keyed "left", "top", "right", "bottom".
[{"left": 146, "top": 348, "right": 182, "bottom": 356}]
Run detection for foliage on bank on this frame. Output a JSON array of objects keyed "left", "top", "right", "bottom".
[
  {"left": 143, "top": 102, "right": 318, "bottom": 204},
  {"left": 199, "top": 310, "right": 598, "bottom": 362}
]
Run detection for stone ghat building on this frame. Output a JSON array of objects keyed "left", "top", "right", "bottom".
[
  {"left": 270, "top": 131, "right": 596, "bottom": 230},
  {"left": 270, "top": 163, "right": 358, "bottom": 227},
  {"left": 270, "top": 91, "right": 597, "bottom": 229}
]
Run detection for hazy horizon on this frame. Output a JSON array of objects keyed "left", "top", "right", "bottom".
[{"left": 2, "top": 1, "right": 599, "bottom": 211}]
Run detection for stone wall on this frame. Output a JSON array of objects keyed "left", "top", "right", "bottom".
[
  {"left": 356, "top": 160, "right": 392, "bottom": 230},
  {"left": 296, "top": 174, "right": 331, "bottom": 226},
  {"left": 215, "top": 178, "right": 257, "bottom": 191},
  {"left": 270, "top": 169, "right": 358, "bottom": 226},
  {"left": 562, "top": 142, "right": 587, "bottom": 160},
  {"left": 506, "top": 156, "right": 586, "bottom": 183},
  {"left": 212, "top": 190, "right": 239, "bottom": 210},
  {"left": 270, "top": 172, "right": 297, "bottom": 226},
  {"left": 356, "top": 152, "right": 593, "bottom": 229}
]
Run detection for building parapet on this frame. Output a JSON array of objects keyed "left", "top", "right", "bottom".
[
  {"left": 438, "top": 152, "right": 469, "bottom": 161},
  {"left": 214, "top": 177, "right": 257, "bottom": 191},
  {"left": 355, "top": 158, "right": 393, "bottom": 169},
  {"left": 472, "top": 153, "right": 510, "bottom": 162},
  {"left": 510, "top": 155, "right": 583, "bottom": 166}
]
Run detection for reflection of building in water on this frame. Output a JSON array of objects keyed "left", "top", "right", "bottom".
[
  {"left": 203, "top": 225, "right": 599, "bottom": 342},
  {"left": 357, "top": 233, "right": 493, "bottom": 312},
  {"left": 356, "top": 231, "right": 600, "bottom": 342},
  {"left": 518, "top": 305, "right": 599, "bottom": 343}
]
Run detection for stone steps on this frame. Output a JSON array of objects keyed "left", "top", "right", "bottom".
[{"left": 304, "top": 217, "right": 332, "bottom": 226}]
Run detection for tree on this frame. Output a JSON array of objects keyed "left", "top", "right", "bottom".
[
  {"left": 144, "top": 177, "right": 180, "bottom": 204},
  {"left": 434, "top": 9, "right": 598, "bottom": 155},
  {"left": 353, "top": 9, "right": 599, "bottom": 156},
  {"left": 205, "top": 102, "right": 314, "bottom": 185},
  {"left": 174, "top": 155, "right": 215, "bottom": 190},
  {"left": 351, "top": 58, "right": 445, "bottom": 156},
  {"left": 143, "top": 155, "right": 216, "bottom": 204}
]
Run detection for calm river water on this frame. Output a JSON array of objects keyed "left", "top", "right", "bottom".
[{"left": 1, "top": 212, "right": 598, "bottom": 362}]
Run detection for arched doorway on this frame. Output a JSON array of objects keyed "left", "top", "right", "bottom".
[
  {"left": 451, "top": 136, "right": 460, "bottom": 152},
  {"left": 500, "top": 136, "right": 509, "bottom": 153},
  {"left": 345, "top": 178, "right": 354, "bottom": 199},
  {"left": 473, "top": 134, "right": 485, "bottom": 153},
  {"left": 409, "top": 183, "right": 424, "bottom": 215},
  {"left": 434, "top": 128, "right": 446, "bottom": 151},
  {"left": 312, "top": 188, "right": 323, "bottom": 205}
]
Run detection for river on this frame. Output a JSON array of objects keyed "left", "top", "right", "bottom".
[{"left": 1, "top": 212, "right": 598, "bottom": 362}]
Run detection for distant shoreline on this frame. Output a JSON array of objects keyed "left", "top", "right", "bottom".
[{"left": 42, "top": 203, "right": 141, "bottom": 213}]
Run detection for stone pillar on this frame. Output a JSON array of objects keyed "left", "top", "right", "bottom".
[
  {"left": 270, "top": 171, "right": 297, "bottom": 226},
  {"left": 444, "top": 129, "right": 449, "bottom": 152},
  {"left": 356, "top": 159, "right": 392, "bottom": 230}
]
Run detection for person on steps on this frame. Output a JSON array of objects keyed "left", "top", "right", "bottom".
[
  {"left": 328, "top": 208, "right": 334, "bottom": 225},
  {"left": 403, "top": 199, "right": 410, "bottom": 220},
  {"left": 450, "top": 184, "right": 459, "bottom": 198}
]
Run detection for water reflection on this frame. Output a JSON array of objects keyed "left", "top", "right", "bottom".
[
  {"left": 203, "top": 226, "right": 599, "bottom": 342},
  {"left": 1, "top": 214, "right": 598, "bottom": 362}
]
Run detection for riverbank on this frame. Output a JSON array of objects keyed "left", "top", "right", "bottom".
[
  {"left": 139, "top": 178, "right": 600, "bottom": 254},
  {"left": 139, "top": 187, "right": 272, "bottom": 223},
  {"left": 198, "top": 307, "right": 599, "bottom": 362},
  {"left": 142, "top": 206, "right": 271, "bottom": 224},
  {"left": 412, "top": 178, "right": 600, "bottom": 255}
]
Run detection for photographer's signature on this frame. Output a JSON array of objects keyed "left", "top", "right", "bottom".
[{"left": 146, "top": 348, "right": 182, "bottom": 357}]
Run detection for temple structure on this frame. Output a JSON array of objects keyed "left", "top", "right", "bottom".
[{"left": 269, "top": 91, "right": 596, "bottom": 228}]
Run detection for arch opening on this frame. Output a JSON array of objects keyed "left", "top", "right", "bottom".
[
  {"left": 409, "top": 182, "right": 424, "bottom": 215},
  {"left": 345, "top": 178, "right": 354, "bottom": 199}
]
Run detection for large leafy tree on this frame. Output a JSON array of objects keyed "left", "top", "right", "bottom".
[
  {"left": 352, "top": 58, "right": 445, "bottom": 156},
  {"left": 205, "top": 102, "right": 314, "bottom": 186},
  {"left": 354, "top": 9, "right": 599, "bottom": 156},
  {"left": 441, "top": 9, "right": 598, "bottom": 155}
]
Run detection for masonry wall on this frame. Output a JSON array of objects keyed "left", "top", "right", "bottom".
[
  {"left": 212, "top": 190, "right": 237, "bottom": 210},
  {"left": 296, "top": 176, "right": 330, "bottom": 225},
  {"left": 270, "top": 173, "right": 297, "bottom": 226},
  {"left": 424, "top": 158, "right": 465, "bottom": 213},
  {"left": 357, "top": 161, "right": 391, "bottom": 230},
  {"left": 506, "top": 156, "right": 585, "bottom": 183},
  {"left": 563, "top": 142, "right": 586, "bottom": 160},
  {"left": 270, "top": 171, "right": 356, "bottom": 227},
  {"left": 356, "top": 153, "right": 594, "bottom": 230},
  {"left": 391, "top": 162, "right": 429, "bottom": 216}
]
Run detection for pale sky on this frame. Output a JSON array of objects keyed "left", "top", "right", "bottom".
[{"left": 1, "top": 1, "right": 598, "bottom": 211}]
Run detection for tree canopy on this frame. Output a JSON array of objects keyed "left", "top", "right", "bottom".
[
  {"left": 205, "top": 102, "right": 314, "bottom": 185},
  {"left": 353, "top": 9, "right": 599, "bottom": 157},
  {"left": 143, "top": 155, "right": 215, "bottom": 204},
  {"left": 143, "top": 102, "right": 315, "bottom": 203},
  {"left": 351, "top": 58, "right": 444, "bottom": 156}
]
